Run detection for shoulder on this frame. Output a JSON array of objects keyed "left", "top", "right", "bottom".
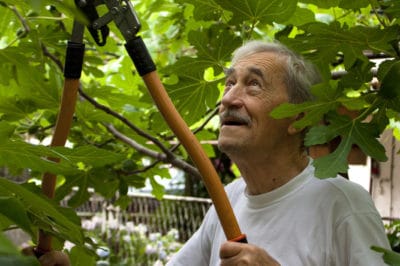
[
  {"left": 323, "top": 176, "right": 376, "bottom": 209},
  {"left": 224, "top": 178, "right": 246, "bottom": 197},
  {"left": 308, "top": 175, "right": 381, "bottom": 224}
]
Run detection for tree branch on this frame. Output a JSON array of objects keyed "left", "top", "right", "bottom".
[
  {"left": 42, "top": 43, "right": 64, "bottom": 70},
  {"left": 105, "top": 124, "right": 201, "bottom": 179},
  {"left": 78, "top": 87, "right": 175, "bottom": 158},
  {"left": 6, "top": 4, "right": 30, "bottom": 47},
  {"left": 164, "top": 103, "right": 220, "bottom": 141}
]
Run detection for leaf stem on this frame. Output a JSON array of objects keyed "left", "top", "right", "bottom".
[
  {"left": 354, "top": 97, "right": 380, "bottom": 122},
  {"left": 368, "top": 0, "right": 387, "bottom": 27}
]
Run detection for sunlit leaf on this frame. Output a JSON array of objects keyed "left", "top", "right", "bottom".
[{"left": 216, "top": 0, "right": 297, "bottom": 24}]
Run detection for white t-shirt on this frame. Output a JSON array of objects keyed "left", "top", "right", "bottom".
[{"left": 167, "top": 160, "right": 390, "bottom": 266}]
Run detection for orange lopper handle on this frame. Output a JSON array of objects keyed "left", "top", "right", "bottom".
[
  {"left": 37, "top": 78, "right": 80, "bottom": 254},
  {"left": 37, "top": 22, "right": 85, "bottom": 253},
  {"left": 141, "top": 71, "right": 245, "bottom": 241},
  {"left": 124, "top": 35, "right": 246, "bottom": 241}
]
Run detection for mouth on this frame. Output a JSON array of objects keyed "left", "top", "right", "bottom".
[{"left": 221, "top": 117, "right": 250, "bottom": 127}]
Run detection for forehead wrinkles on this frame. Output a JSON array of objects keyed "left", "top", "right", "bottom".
[{"left": 231, "top": 52, "right": 285, "bottom": 83}]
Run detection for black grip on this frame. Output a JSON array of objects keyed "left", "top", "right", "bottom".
[
  {"left": 125, "top": 36, "right": 156, "bottom": 76},
  {"left": 64, "top": 41, "right": 85, "bottom": 79}
]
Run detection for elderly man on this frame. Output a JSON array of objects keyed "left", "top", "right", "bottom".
[
  {"left": 167, "top": 40, "right": 390, "bottom": 265},
  {"left": 36, "top": 40, "right": 390, "bottom": 266}
]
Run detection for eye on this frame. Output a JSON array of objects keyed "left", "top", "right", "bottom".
[
  {"left": 249, "top": 79, "right": 260, "bottom": 87},
  {"left": 225, "top": 79, "right": 236, "bottom": 89}
]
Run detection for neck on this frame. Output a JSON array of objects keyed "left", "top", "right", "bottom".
[{"left": 231, "top": 150, "right": 309, "bottom": 195}]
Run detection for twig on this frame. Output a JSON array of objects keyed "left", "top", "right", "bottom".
[
  {"left": 194, "top": 105, "right": 220, "bottom": 134},
  {"left": 42, "top": 43, "right": 64, "bottom": 70},
  {"left": 164, "top": 103, "right": 220, "bottom": 141},
  {"left": 10, "top": 5, "right": 30, "bottom": 36},
  {"left": 129, "top": 160, "right": 161, "bottom": 175},
  {"left": 78, "top": 87, "right": 175, "bottom": 158},
  {"left": 106, "top": 124, "right": 201, "bottom": 179},
  {"left": 5, "top": 5, "right": 30, "bottom": 47}
]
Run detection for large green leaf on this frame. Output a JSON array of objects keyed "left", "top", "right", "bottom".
[
  {"left": 378, "top": 60, "right": 400, "bottom": 99},
  {"left": 0, "top": 197, "right": 35, "bottom": 236},
  {"left": 0, "top": 178, "right": 84, "bottom": 245},
  {"left": 352, "top": 122, "right": 387, "bottom": 161},
  {"left": 215, "top": 0, "right": 297, "bottom": 24},
  {"left": 285, "top": 7, "right": 316, "bottom": 26},
  {"left": 300, "top": 0, "right": 340, "bottom": 8},
  {"left": 177, "top": 0, "right": 224, "bottom": 21},
  {"left": 371, "top": 246, "right": 400, "bottom": 266},
  {"left": 338, "top": 59, "right": 374, "bottom": 91},
  {"left": 301, "top": 0, "right": 369, "bottom": 9},
  {"left": 384, "top": 0, "right": 400, "bottom": 21},
  {"left": 339, "top": 0, "right": 369, "bottom": 9},
  {"left": 313, "top": 136, "right": 352, "bottom": 178},
  {"left": 311, "top": 112, "right": 387, "bottom": 177},
  {"left": 189, "top": 25, "right": 242, "bottom": 74},
  {"left": 270, "top": 100, "right": 339, "bottom": 129},
  {"left": 0, "top": 141, "right": 123, "bottom": 177},
  {"left": 280, "top": 22, "right": 399, "bottom": 79},
  {"left": 69, "top": 246, "right": 96, "bottom": 266},
  {"left": 166, "top": 74, "right": 220, "bottom": 125},
  {"left": 163, "top": 25, "right": 240, "bottom": 124},
  {"left": 0, "top": 121, "right": 15, "bottom": 143},
  {"left": 53, "top": 145, "right": 124, "bottom": 168},
  {"left": 305, "top": 125, "right": 338, "bottom": 146},
  {"left": 0, "top": 232, "right": 40, "bottom": 266},
  {"left": 0, "top": 232, "right": 22, "bottom": 255},
  {"left": 0, "top": 140, "right": 79, "bottom": 176}
]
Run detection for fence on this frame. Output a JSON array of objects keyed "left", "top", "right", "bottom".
[{"left": 69, "top": 192, "right": 212, "bottom": 242}]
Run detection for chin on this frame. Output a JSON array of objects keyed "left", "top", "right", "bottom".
[{"left": 217, "top": 140, "right": 243, "bottom": 155}]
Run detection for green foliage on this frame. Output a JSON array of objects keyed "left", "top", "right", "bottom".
[
  {"left": 0, "top": 232, "right": 40, "bottom": 266},
  {"left": 385, "top": 220, "right": 400, "bottom": 252},
  {"left": 0, "top": 178, "right": 84, "bottom": 245},
  {"left": 372, "top": 246, "right": 400, "bottom": 266},
  {"left": 0, "top": 0, "right": 400, "bottom": 263}
]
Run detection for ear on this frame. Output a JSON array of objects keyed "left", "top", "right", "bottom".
[{"left": 288, "top": 112, "right": 305, "bottom": 135}]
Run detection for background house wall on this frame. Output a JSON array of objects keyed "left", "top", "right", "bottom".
[{"left": 371, "top": 130, "right": 400, "bottom": 221}]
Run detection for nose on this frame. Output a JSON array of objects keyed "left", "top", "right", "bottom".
[{"left": 220, "top": 84, "right": 244, "bottom": 109}]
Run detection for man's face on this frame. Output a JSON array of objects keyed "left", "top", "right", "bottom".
[{"left": 218, "top": 52, "right": 292, "bottom": 157}]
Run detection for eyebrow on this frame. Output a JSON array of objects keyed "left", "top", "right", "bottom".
[
  {"left": 224, "top": 66, "right": 265, "bottom": 79},
  {"left": 248, "top": 66, "right": 265, "bottom": 79},
  {"left": 224, "top": 67, "right": 235, "bottom": 76}
]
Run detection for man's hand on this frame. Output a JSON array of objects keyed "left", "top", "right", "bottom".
[
  {"left": 219, "top": 241, "right": 280, "bottom": 266},
  {"left": 21, "top": 247, "right": 71, "bottom": 266},
  {"left": 38, "top": 250, "right": 71, "bottom": 266}
]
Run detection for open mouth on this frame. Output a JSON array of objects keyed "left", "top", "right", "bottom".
[
  {"left": 223, "top": 120, "right": 246, "bottom": 126},
  {"left": 221, "top": 117, "right": 250, "bottom": 127}
]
